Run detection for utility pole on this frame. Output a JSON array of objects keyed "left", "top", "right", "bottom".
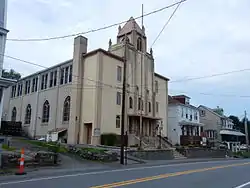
[
  {"left": 120, "top": 36, "right": 128, "bottom": 165},
  {"left": 139, "top": 4, "right": 144, "bottom": 149},
  {"left": 244, "top": 110, "right": 249, "bottom": 147}
]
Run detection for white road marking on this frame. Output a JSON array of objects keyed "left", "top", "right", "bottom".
[
  {"left": 234, "top": 181, "right": 250, "bottom": 188},
  {"left": 0, "top": 159, "right": 247, "bottom": 186}
]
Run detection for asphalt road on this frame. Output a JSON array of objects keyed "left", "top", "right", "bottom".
[{"left": 1, "top": 159, "right": 250, "bottom": 188}]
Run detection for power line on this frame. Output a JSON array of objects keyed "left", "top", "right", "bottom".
[
  {"left": 3, "top": 53, "right": 250, "bottom": 89},
  {"left": 169, "top": 68, "right": 250, "bottom": 83},
  {"left": 150, "top": 0, "right": 183, "bottom": 48},
  {"left": 6, "top": 0, "right": 187, "bottom": 42}
]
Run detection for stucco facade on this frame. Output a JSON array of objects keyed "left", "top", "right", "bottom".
[{"left": 2, "top": 17, "right": 169, "bottom": 145}]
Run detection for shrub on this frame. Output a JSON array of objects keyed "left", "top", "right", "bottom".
[{"left": 101, "top": 133, "right": 118, "bottom": 146}]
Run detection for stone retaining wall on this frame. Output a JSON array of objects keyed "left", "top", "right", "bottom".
[
  {"left": 178, "top": 148, "right": 229, "bottom": 158},
  {"left": 127, "top": 149, "right": 174, "bottom": 160}
]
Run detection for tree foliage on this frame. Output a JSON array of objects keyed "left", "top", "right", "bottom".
[{"left": 2, "top": 69, "right": 21, "bottom": 80}]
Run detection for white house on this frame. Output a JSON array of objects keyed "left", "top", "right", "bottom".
[
  {"left": 167, "top": 95, "right": 203, "bottom": 146},
  {"left": 2, "top": 17, "right": 169, "bottom": 146}
]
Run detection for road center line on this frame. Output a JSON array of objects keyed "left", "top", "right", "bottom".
[
  {"left": 0, "top": 159, "right": 247, "bottom": 186},
  {"left": 234, "top": 181, "right": 250, "bottom": 188},
  {"left": 90, "top": 162, "right": 250, "bottom": 188}
]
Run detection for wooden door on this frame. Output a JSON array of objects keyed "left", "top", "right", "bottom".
[{"left": 86, "top": 123, "right": 92, "bottom": 144}]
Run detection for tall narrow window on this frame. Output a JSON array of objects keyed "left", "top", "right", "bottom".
[
  {"left": 138, "top": 98, "right": 141, "bottom": 110},
  {"left": 156, "top": 102, "right": 159, "bottom": 113},
  {"left": 117, "top": 66, "right": 122, "bottom": 82},
  {"left": 60, "top": 68, "right": 64, "bottom": 85},
  {"left": 116, "top": 92, "right": 121, "bottom": 105},
  {"left": 32, "top": 78, "right": 35, "bottom": 92},
  {"left": 63, "top": 96, "right": 70, "bottom": 122},
  {"left": 25, "top": 104, "right": 32, "bottom": 124},
  {"left": 137, "top": 37, "right": 142, "bottom": 51},
  {"left": 54, "top": 70, "right": 57, "bottom": 86},
  {"left": 116, "top": 115, "right": 120, "bottom": 128},
  {"left": 41, "top": 75, "right": 45, "bottom": 90},
  {"left": 148, "top": 102, "right": 151, "bottom": 113},
  {"left": 44, "top": 74, "right": 48, "bottom": 89},
  {"left": 65, "top": 67, "right": 69, "bottom": 84},
  {"left": 35, "top": 77, "right": 38, "bottom": 91},
  {"left": 69, "top": 65, "right": 72, "bottom": 83},
  {"left": 42, "top": 100, "right": 50, "bottom": 123},
  {"left": 11, "top": 107, "right": 17, "bottom": 121},
  {"left": 49, "top": 72, "right": 53, "bottom": 88},
  {"left": 129, "top": 97, "right": 133, "bottom": 109},
  {"left": 25, "top": 80, "right": 30, "bottom": 94}
]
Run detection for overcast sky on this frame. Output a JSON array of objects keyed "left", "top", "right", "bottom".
[{"left": 4, "top": 0, "right": 250, "bottom": 118}]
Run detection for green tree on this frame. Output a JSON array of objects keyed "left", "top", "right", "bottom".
[
  {"left": 2, "top": 69, "right": 21, "bottom": 80},
  {"left": 229, "top": 115, "right": 243, "bottom": 131}
]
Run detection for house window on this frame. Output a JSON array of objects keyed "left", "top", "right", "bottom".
[
  {"left": 200, "top": 110, "right": 206, "bottom": 117},
  {"left": 155, "top": 80, "right": 158, "bottom": 93},
  {"left": 129, "top": 97, "right": 133, "bottom": 108},
  {"left": 54, "top": 70, "right": 57, "bottom": 86},
  {"left": 116, "top": 115, "right": 120, "bottom": 128},
  {"left": 141, "top": 100, "right": 144, "bottom": 110},
  {"left": 137, "top": 37, "right": 142, "bottom": 51},
  {"left": 181, "top": 108, "right": 184, "bottom": 117},
  {"left": 186, "top": 108, "right": 188, "bottom": 119},
  {"left": 42, "top": 100, "right": 50, "bottom": 123},
  {"left": 69, "top": 65, "right": 72, "bottom": 83},
  {"left": 117, "top": 66, "right": 122, "bottom": 82},
  {"left": 116, "top": 92, "right": 121, "bottom": 105},
  {"left": 148, "top": 102, "right": 151, "bottom": 113},
  {"left": 194, "top": 111, "right": 198, "bottom": 120},
  {"left": 156, "top": 102, "right": 159, "bottom": 113},
  {"left": 25, "top": 104, "right": 32, "bottom": 124},
  {"left": 44, "top": 74, "right": 48, "bottom": 89},
  {"left": 60, "top": 68, "right": 64, "bottom": 85},
  {"left": 63, "top": 96, "right": 70, "bottom": 122},
  {"left": 49, "top": 72, "right": 53, "bottom": 88},
  {"left": 11, "top": 107, "right": 17, "bottom": 121},
  {"left": 65, "top": 66, "right": 69, "bottom": 84}
]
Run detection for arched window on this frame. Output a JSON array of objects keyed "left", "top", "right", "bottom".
[
  {"left": 11, "top": 107, "right": 17, "bottom": 121},
  {"left": 63, "top": 96, "right": 71, "bottom": 122},
  {"left": 148, "top": 102, "right": 151, "bottom": 113},
  {"left": 42, "top": 100, "right": 50, "bottom": 123},
  {"left": 25, "top": 104, "right": 32, "bottom": 124},
  {"left": 129, "top": 97, "right": 133, "bottom": 109},
  {"left": 137, "top": 37, "right": 142, "bottom": 51}
]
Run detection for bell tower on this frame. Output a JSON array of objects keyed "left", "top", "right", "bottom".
[{"left": 116, "top": 17, "right": 147, "bottom": 52}]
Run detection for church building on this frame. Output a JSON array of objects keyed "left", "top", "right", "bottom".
[{"left": 2, "top": 17, "right": 169, "bottom": 145}]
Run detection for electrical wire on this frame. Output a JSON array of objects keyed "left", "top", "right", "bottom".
[
  {"left": 150, "top": 0, "right": 183, "bottom": 48},
  {"left": 6, "top": 0, "right": 187, "bottom": 42},
  {"left": 3, "top": 53, "right": 250, "bottom": 89}
]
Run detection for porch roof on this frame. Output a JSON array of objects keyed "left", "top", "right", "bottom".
[
  {"left": 127, "top": 114, "right": 162, "bottom": 120},
  {"left": 179, "top": 120, "right": 204, "bottom": 126},
  {"left": 220, "top": 129, "right": 245, "bottom": 136}
]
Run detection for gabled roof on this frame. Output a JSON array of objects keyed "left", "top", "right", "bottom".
[
  {"left": 198, "top": 105, "right": 232, "bottom": 120},
  {"left": 118, "top": 17, "right": 145, "bottom": 37}
]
